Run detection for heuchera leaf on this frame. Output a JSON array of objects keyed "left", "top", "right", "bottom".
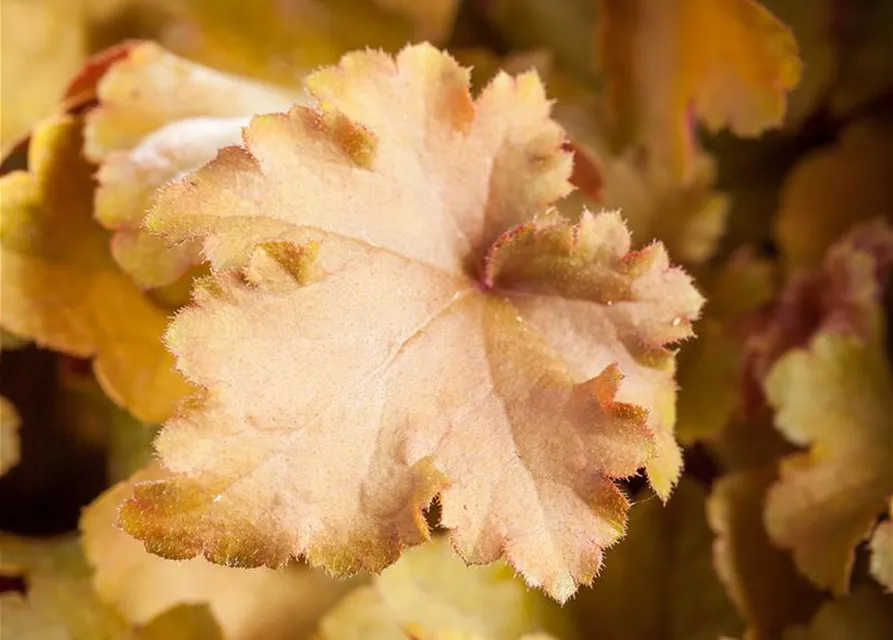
[
  {"left": 783, "top": 586, "right": 893, "bottom": 640},
  {"left": 571, "top": 479, "right": 743, "bottom": 640},
  {"left": 81, "top": 463, "right": 356, "bottom": 640},
  {"left": 743, "top": 220, "right": 893, "bottom": 414},
  {"left": 869, "top": 500, "right": 893, "bottom": 593},
  {"left": 120, "top": 44, "right": 704, "bottom": 602},
  {"left": 0, "top": 535, "right": 130, "bottom": 639},
  {"left": 774, "top": 119, "right": 893, "bottom": 271},
  {"left": 315, "top": 537, "right": 570, "bottom": 640},
  {"left": 763, "top": 330, "right": 893, "bottom": 594},
  {"left": 151, "top": 0, "right": 414, "bottom": 87},
  {"left": 0, "top": 535, "right": 224, "bottom": 640},
  {"left": 0, "top": 114, "right": 191, "bottom": 423},
  {"left": 0, "top": 394, "right": 21, "bottom": 475},
  {"left": 595, "top": 0, "right": 802, "bottom": 178},
  {"left": 0, "top": 0, "right": 86, "bottom": 154},
  {"left": 88, "top": 41, "right": 297, "bottom": 289},
  {"left": 707, "top": 468, "right": 822, "bottom": 637}
]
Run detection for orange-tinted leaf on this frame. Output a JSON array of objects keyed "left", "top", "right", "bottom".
[
  {"left": 0, "top": 114, "right": 190, "bottom": 423},
  {"left": 122, "top": 44, "right": 703, "bottom": 602},
  {"left": 82, "top": 463, "right": 357, "bottom": 639},
  {"left": 596, "top": 0, "right": 801, "bottom": 178}
]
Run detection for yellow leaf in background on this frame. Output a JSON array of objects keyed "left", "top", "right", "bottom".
[
  {"left": 596, "top": 0, "right": 801, "bottom": 178},
  {"left": 153, "top": 0, "right": 414, "bottom": 87},
  {"left": 782, "top": 586, "right": 893, "bottom": 640},
  {"left": 743, "top": 220, "right": 893, "bottom": 413},
  {"left": 0, "top": 0, "right": 86, "bottom": 155},
  {"left": 89, "top": 41, "right": 297, "bottom": 289},
  {"left": 571, "top": 479, "right": 743, "bottom": 640},
  {"left": 760, "top": 0, "right": 836, "bottom": 125},
  {"left": 0, "top": 535, "right": 225, "bottom": 639},
  {"left": 82, "top": 462, "right": 357, "bottom": 640},
  {"left": 0, "top": 395, "right": 21, "bottom": 476},
  {"left": 120, "top": 44, "right": 702, "bottom": 602},
  {"left": 0, "top": 115, "right": 190, "bottom": 423},
  {"left": 134, "top": 604, "right": 224, "bottom": 640},
  {"left": 708, "top": 468, "right": 822, "bottom": 638},
  {"left": 0, "top": 535, "right": 130, "bottom": 639},
  {"left": 775, "top": 119, "right": 893, "bottom": 271},
  {"left": 764, "top": 330, "right": 893, "bottom": 594},
  {"left": 315, "top": 537, "right": 571, "bottom": 640},
  {"left": 869, "top": 500, "right": 893, "bottom": 593}
]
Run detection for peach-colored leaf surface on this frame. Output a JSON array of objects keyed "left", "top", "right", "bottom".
[
  {"left": 596, "top": 0, "right": 801, "bottom": 178},
  {"left": 88, "top": 41, "right": 297, "bottom": 290},
  {"left": 119, "top": 44, "right": 704, "bottom": 602}
]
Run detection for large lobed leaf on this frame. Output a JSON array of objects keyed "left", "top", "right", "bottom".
[{"left": 118, "top": 44, "right": 704, "bottom": 601}]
